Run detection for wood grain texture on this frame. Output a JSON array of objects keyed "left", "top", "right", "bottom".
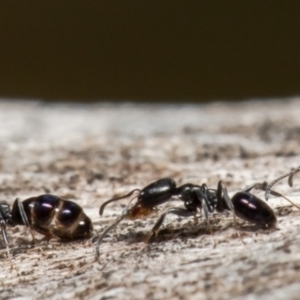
[{"left": 0, "top": 99, "right": 300, "bottom": 300}]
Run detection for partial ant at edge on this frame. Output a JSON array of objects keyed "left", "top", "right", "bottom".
[{"left": 0, "top": 194, "right": 93, "bottom": 261}]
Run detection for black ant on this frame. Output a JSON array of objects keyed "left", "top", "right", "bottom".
[
  {"left": 95, "top": 177, "right": 289, "bottom": 259},
  {"left": 0, "top": 194, "right": 93, "bottom": 260},
  {"left": 265, "top": 166, "right": 300, "bottom": 209}
]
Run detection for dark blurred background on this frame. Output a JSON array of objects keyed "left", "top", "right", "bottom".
[{"left": 0, "top": 1, "right": 299, "bottom": 102}]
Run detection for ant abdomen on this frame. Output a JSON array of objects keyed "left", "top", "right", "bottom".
[
  {"left": 11, "top": 194, "right": 93, "bottom": 239},
  {"left": 54, "top": 200, "right": 93, "bottom": 239},
  {"left": 231, "top": 192, "right": 277, "bottom": 228},
  {"left": 11, "top": 195, "right": 59, "bottom": 226}
]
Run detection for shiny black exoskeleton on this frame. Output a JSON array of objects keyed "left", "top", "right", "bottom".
[
  {"left": 231, "top": 191, "right": 276, "bottom": 225},
  {"left": 95, "top": 178, "right": 281, "bottom": 259},
  {"left": 0, "top": 194, "right": 93, "bottom": 258}
]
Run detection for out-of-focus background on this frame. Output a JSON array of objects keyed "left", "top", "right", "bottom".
[
  {"left": 2, "top": 3, "right": 300, "bottom": 299},
  {"left": 1, "top": 1, "right": 299, "bottom": 102}
]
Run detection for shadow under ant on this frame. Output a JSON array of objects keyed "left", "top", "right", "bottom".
[
  {"left": 1, "top": 234, "right": 92, "bottom": 259},
  {"left": 94, "top": 215, "right": 278, "bottom": 249}
]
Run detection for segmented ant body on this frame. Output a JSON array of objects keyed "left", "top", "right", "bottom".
[
  {"left": 95, "top": 178, "right": 283, "bottom": 259},
  {"left": 0, "top": 194, "right": 93, "bottom": 259}
]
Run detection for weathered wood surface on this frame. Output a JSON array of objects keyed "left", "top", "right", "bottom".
[{"left": 1, "top": 99, "right": 300, "bottom": 300}]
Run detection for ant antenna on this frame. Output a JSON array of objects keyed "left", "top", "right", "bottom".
[
  {"left": 99, "top": 189, "right": 140, "bottom": 216},
  {"left": 96, "top": 195, "right": 138, "bottom": 261},
  {"left": 95, "top": 214, "right": 126, "bottom": 261}
]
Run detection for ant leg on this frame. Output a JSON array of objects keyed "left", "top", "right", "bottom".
[
  {"left": 217, "top": 181, "right": 237, "bottom": 224},
  {"left": 0, "top": 220, "right": 11, "bottom": 262},
  {"left": 267, "top": 191, "right": 300, "bottom": 209},
  {"left": 99, "top": 189, "right": 140, "bottom": 216},
  {"left": 288, "top": 166, "right": 300, "bottom": 187},
  {"left": 245, "top": 182, "right": 300, "bottom": 210},
  {"left": 145, "top": 208, "right": 195, "bottom": 243},
  {"left": 196, "top": 190, "right": 217, "bottom": 247},
  {"left": 265, "top": 167, "right": 300, "bottom": 200},
  {"left": 216, "top": 181, "right": 244, "bottom": 244},
  {"left": 16, "top": 199, "right": 37, "bottom": 242},
  {"left": 243, "top": 182, "right": 267, "bottom": 193},
  {"left": 200, "top": 194, "right": 212, "bottom": 230}
]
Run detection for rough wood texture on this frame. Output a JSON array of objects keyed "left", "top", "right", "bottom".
[{"left": 1, "top": 99, "right": 300, "bottom": 300}]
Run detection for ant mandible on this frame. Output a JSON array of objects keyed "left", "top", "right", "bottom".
[
  {"left": 95, "top": 177, "right": 288, "bottom": 259},
  {"left": 0, "top": 194, "right": 93, "bottom": 260}
]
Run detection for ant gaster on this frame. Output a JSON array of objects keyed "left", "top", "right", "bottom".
[
  {"left": 95, "top": 178, "right": 285, "bottom": 259},
  {"left": 0, "top": 194, "right": 93, "bottom": 259}
]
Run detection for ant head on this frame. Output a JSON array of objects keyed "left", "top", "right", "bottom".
[{"left": 0, "top": 201, "right": 12, "bottom": 223}]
